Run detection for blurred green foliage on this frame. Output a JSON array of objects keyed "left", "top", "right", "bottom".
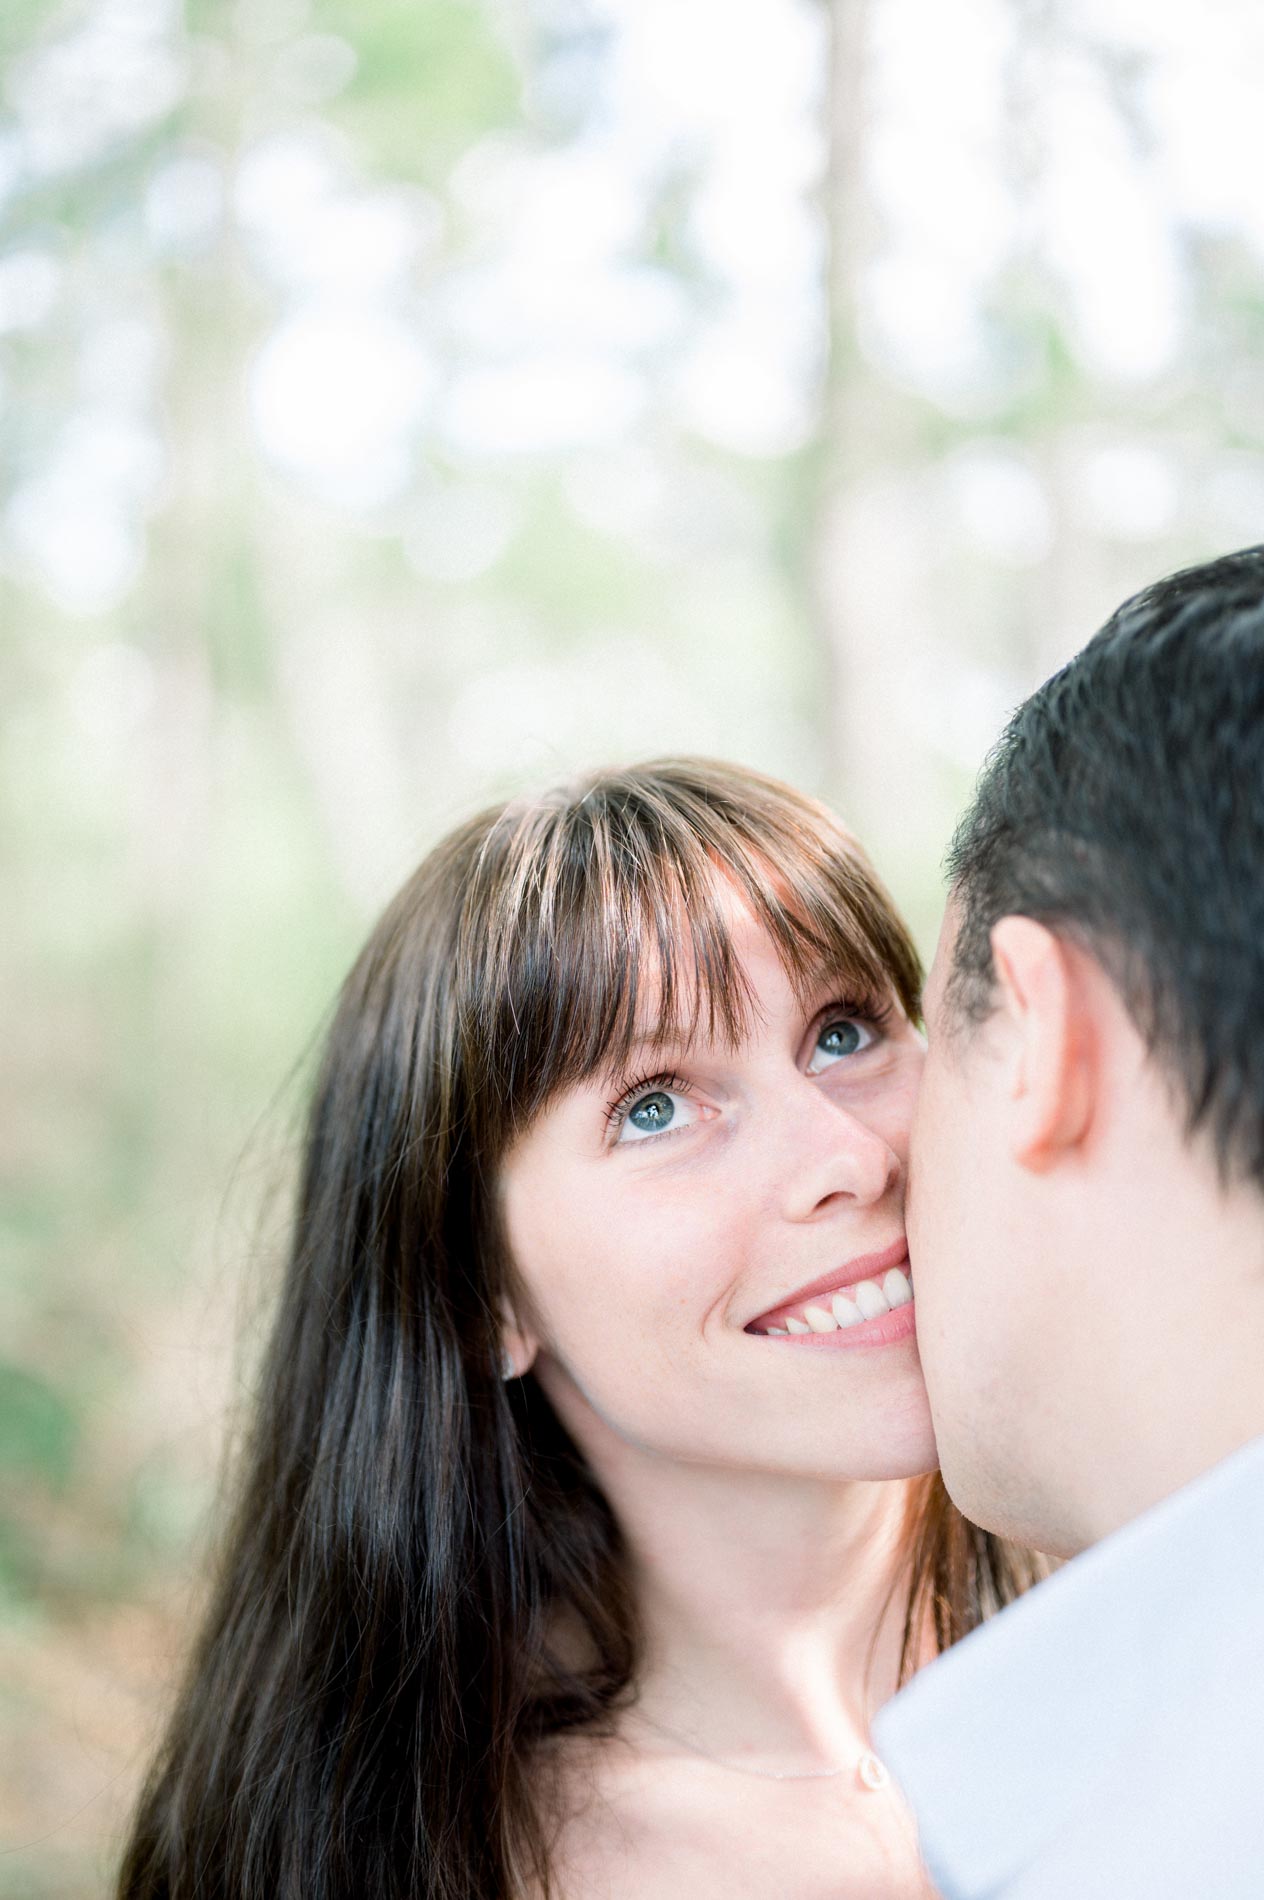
[
  {"left": 327, "top": 0, "right": 520, "bottom": 172},
  {"left": 0, "top": 1363, "right": 77, "bottom": 1494}
]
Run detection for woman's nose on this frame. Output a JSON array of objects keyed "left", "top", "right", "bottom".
[{"left": 779, "top": 1085, "right": 900, "bottom": 1220}]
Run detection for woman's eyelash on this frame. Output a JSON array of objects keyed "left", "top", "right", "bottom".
[
  {"left": 603, "top": 998, "right": 894, "bottom": 1130},
  {"left": 603, "top": 1070, "right": 691, "bottom": 1133},
  {"left": 816, "top": 994, "right": 894, "bottom": 1034}
]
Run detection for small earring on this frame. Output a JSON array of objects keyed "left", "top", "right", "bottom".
[{"left": 499, "top": 1347, "right": 517, "bottom": 1382}]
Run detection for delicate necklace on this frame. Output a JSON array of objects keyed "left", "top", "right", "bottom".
[{"left": 634, "top": 1713, "right": 890, "bottom": 1790}]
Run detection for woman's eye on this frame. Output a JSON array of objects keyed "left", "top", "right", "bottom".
[
  {"left": 616, "top": 1087, "right": 698, "bottom": 1143},
  {"left": 807, "top": 1017, "right": 878, "bottom": 1073}
]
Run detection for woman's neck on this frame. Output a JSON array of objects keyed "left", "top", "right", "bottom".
[{"left": 587, "top": 1431, "right": 922, "bottom": 1773}]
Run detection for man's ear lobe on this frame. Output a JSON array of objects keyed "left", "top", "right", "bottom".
[{"left": 990, "top": 916, "right": 1094, "bottom": 1170}]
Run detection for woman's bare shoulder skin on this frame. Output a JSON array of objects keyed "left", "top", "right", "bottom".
[{"left": 531, "top": 1732, "right": 937, "bottom": 1900}]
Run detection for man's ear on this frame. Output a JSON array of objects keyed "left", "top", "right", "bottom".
[{"left": 990, "top": 915, "right": 1094, "bottom": 1170}]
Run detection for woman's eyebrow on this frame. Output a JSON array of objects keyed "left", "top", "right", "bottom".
[
  {"left": 610, "top": 1002, "right": 762, "bottom": 1075},
  {"left": 598, "top": 1013, "right": 710, "bottom": 1076},
  {"left": 609, "top": 1026, "right": 695, "bottom": 1071}
]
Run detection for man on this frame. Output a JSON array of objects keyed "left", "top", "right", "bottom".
[{"left": 873, "top": 546, "right": 1264, "bottom": 1898}]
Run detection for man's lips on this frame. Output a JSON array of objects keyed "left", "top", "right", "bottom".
[{"left": 746, "top": 1235, "right": 910, "bottom": 1333}]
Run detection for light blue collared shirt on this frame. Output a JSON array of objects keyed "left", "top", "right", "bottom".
[{"left": 873, "top": 1434, "right": 1264, "bottom": 1900}]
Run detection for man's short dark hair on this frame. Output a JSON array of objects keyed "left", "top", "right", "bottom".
[{"left": 946, "top": 544, "right": 1264, "bottom": 1190}]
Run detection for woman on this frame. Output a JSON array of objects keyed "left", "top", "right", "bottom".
[{"left": 118, "top": 759, "right": 1040, "bottom": 1900}]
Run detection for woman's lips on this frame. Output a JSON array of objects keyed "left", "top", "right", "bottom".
[
  {"left": 761, "top": 1297, "right": 917, "bottom": 1351},
  {"left": 746, "top": 1236, "right": 910, "bottom": 1335}
]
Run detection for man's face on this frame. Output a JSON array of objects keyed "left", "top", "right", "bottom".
[
  {"left": 908, "top": 900, "right": 1083, "bottom": 1552},
  {"left": 913, "top": 897, "right": 1264, "bottom": 1555}
]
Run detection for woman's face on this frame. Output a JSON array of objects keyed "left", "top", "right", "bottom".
[{"left": 498, "top": 889, "right": 937, "bottom": 1482}]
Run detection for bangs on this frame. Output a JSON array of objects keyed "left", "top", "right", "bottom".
[{"left": 456, "top": 760, "right": 923, "bottom": 1142}]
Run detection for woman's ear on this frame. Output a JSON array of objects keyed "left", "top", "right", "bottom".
[
  {"left": 497, "top": 1300, "right": 540, "bottom": 1382},
  {"left": 990, "top": 915, "right": 1095, "bottom": 1171}
]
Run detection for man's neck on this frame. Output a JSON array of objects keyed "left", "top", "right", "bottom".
[{"left": 1067, "top": 1162, "right": 1264, "bottom": 1550}]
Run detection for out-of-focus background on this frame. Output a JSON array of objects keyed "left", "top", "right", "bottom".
[{"left": 3, "top": 0, "right": 1262, "bottom": 1890}]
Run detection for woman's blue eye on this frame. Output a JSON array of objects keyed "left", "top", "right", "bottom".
[
  {"left": 614, "top": 1084, "right": 698, "bottom": 1143},
  {"left": 808, "top": 1017, "right": 876, "bottom": 1072},
  {"left": 629, "top": 1090, "right": 675, "bottom": 1132}
]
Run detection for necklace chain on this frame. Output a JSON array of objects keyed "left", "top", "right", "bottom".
[{"left": 635, "top": 1713, "right": 890, "bottom": 1789}]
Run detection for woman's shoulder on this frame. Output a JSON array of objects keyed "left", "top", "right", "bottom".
[
  {"left": 530, "top": 1731, "right": 934, "bottom": 1900},
  {"left": 530, "top": 1732, "right": 706, "bottom": 1900}
]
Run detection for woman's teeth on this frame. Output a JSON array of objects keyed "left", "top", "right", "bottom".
[{"left": 763, "top": 1267, "right": 913, "bottom": 1336}]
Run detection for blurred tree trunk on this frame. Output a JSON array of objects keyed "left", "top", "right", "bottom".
[
  {"left": 812, "top": 0, "right": 876, "bottom": 811},
  {"left": 811, "top": 0, "right": 943, "bottom": 927}
]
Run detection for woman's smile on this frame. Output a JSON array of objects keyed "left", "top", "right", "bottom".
[
  {"left": 746, "top": 1236, "right": 916, "bottom": 1343},
  {"left": 756, "top": 1297, "right": 917, "bottom": 1350}
]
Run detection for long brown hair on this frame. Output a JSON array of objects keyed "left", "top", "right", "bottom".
[{"left": 118, "top": 758, "right": 1042, "bottom": 1900}]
